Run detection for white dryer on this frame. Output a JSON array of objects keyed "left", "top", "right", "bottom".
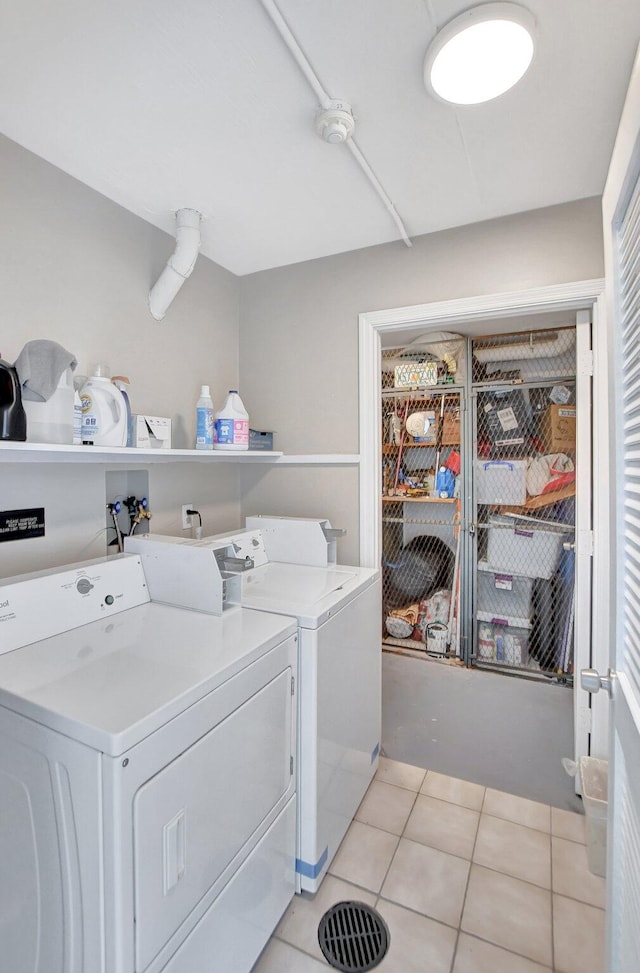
[
  {"left": 128, "top": 517, "right": 381, "bottom": 893},
  {"left": 0, "top": 554, "right": 297, "bottom": 973}
]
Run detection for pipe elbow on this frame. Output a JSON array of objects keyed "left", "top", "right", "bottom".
[{"left": 149, "top": 208, "right": 202, "bottom": 320}]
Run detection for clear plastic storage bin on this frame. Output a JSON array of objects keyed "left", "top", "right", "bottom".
[
  {"left": 486, "top": 516, "right": 568, "bottom": 580},
  {"left": 476, "top": 459, "right": 528, "bottom": 506},
  {"left": 476, "top": 614, "right": 530, "bottom": 666},
  {"left": 477, "top": 562, "right": 534, "bottom": 619}
]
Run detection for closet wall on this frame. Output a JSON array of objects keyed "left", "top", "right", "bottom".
[{"left": 239, "top": 199, "right": 604, "bottom": 564}]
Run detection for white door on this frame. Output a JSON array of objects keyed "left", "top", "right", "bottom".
[{"left": 600, "top": 42, "right": 640, "bottom": 972}]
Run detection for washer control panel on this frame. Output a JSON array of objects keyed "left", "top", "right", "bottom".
[{"left": 0, "top": 555, "right": 149, "bottom": 656}]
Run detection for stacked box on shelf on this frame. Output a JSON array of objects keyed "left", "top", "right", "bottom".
[{"left": 476, "top": 561, "right": 534, "bottom": 667}]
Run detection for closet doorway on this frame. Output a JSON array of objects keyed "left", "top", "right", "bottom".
[{"left": 358, "top": 281, "right": 608, "bottom": 779}]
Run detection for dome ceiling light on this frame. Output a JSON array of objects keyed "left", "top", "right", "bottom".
[{"left": 424, "top": 2, "right": 535, "bottom": 106}]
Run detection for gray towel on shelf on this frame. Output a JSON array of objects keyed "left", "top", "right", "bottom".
[{"left": 15, "top": 340, "right": 77, "bottom": 401}]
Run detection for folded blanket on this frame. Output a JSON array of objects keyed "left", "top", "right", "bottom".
[{"left": 15, "top": 340, "right": 77, "bottom": 401}]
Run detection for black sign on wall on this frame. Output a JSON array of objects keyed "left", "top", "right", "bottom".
[{"left": 0, "top": 508, "right": 45, "bottom": 543}]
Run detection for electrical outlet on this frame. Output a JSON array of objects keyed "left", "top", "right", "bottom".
[{"left": 181, "top": 504, "right": 193, "bottom": 530}]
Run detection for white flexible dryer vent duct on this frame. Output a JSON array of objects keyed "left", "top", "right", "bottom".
[
  {"left": 149, "top": 208, "right": 202, "bottom": 320},
  {"left": 258, "top": 0, "right": 412, "bottom": 248}
]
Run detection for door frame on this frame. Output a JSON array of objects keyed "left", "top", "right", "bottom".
[{"left": 358, "top": 278, "right": 608, "bottom": 752}]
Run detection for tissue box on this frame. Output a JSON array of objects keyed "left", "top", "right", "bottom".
[
  {"left": 249, "top": 429, "right": 274, "bottom": 450},
  {"left": 133, "top": 415, "right": 172, "bottom": 449}
]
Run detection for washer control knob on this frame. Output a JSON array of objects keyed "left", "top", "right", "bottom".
[{"left": 76, "top": 578, "right": 93, "bottom": 595}]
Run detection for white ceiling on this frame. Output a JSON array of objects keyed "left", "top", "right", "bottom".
[{"left": 1, "top": 0, "right": 639, "bottom": 276}]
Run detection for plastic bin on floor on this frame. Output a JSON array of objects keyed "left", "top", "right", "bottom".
[
  {"left": 477, "top": 612, "right": 531, "bottom": 667},
  {"left": 579, "top": 756, "right": 608, "bottom": 877}
]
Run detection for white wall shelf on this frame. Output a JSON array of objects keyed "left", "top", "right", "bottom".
[
  {"left": 0, "top": 442, "right": 359, "bottom": 466},
  {"left": 269, "top": 454, "right": 360, "bottom": 466}
]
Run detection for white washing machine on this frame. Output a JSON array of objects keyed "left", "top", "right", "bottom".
[
  {"left": 0, "top": 553, "right": 298, "bottom": 973},
  {"left": 128, "top": 517, "right": 381, "bottom": 893}
]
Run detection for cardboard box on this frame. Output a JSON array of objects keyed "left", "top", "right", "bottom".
[
  {"left": 441, "top": 409, "right": 460, "bottom": 444},
  {"left": 543, "top": 405, "right": 576, "bottom": 451},
  {"left": 133, "top": 415, "right": 172, "bottom": 449},
  {"left": 249, "top": 428, "right": 274, "bottom": 451}
]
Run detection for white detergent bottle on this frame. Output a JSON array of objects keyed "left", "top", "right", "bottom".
[
  {"left": 23, "top": 366, "right": 74, "bottom": 444},
  {"left": 196, "top": 384, "right": 215, "bottom": 449},
  {"left": 80, "top": 364, "right": 127, "bottom": 446},
  {"left": 214, "top": 389, "right": 249, "bottom": 450},
  {"left": 73, "top": 389, "right": 83, "bottom": 445}
]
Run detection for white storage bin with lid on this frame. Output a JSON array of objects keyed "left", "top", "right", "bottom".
[
  {"left": 486, "top": 515, "right": 568, "bottom": 580},
  {"left": 477, "top": 561, "right": 534, "bottom": 619},
  {"left": 476, "top": 458, "right": 528, "bottom": 506},
  {"left": 579, "top": 756, "right": 608, "bottom": 877}
]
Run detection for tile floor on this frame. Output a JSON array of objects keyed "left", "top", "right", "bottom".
[{"left": 252, "top": 757, "right": 606, "bottom": 973}]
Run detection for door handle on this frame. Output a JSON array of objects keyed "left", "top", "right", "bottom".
[
  {"left": 563, "top": 541, "right": 575, "bottom": 552},
  {"left": 580, "top": 667, "right": 616, "bottom": 699}
]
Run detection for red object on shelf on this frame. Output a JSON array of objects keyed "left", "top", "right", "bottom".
[{"left": 445, "top": 450, "right": 461, "bottom": 475}]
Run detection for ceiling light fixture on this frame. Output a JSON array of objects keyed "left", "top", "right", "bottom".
[{"left": 424, "top": 2, "right": 535, "bottom": 106}]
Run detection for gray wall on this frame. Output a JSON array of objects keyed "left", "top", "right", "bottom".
[
  {"left": 0, "top": 132, "right": 606, "bottom": 576},
  {"left": 239, "top": 197, "right": 604, "bottom": 563},
  {"left": 0, "top": 134, "right": 241, "bottom": 577}
]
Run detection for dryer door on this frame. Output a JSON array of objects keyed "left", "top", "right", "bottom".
[{"left": 133, "top": 665, "right": 293, "bottom": 972}]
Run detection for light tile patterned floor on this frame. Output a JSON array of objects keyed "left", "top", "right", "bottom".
[{"left": 252, "top": 757, "right": 605, "bottom": 973}]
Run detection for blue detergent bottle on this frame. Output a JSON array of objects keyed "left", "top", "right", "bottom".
[{"left": 436, "top": 466, "right": 455, "bottom": 498}]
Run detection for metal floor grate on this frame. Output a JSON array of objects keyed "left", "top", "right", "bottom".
[{"left": 318, "top": 901, "right": 390, "bottom": 971}]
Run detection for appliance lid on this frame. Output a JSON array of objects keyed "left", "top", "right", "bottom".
[
  {"left": 0, "top": 602, "right": 296, "bottom": 755},
  {"left": 241, "top": 562, "right": 379, "bottom": 628}
]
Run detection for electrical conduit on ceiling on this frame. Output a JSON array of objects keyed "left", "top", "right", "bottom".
[
  {"left": 148, "top": 208, "right": 202, "bottom": 320},
  {"left": 258, "top": 0, "right": 412, "bottom": 248}
]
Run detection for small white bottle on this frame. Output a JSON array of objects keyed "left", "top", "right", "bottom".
[
  {"left": 196, "top": 385, "right": 214, "bottom": 450},
  {"left": 214, "top": 390, "right": 249, "bottom": 450},
  {"left": 73, "top": 389, "right": 83, "bottom": 445}
]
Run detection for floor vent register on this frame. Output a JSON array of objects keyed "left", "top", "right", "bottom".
[{"left": 317, "top": 901, "right": 390, "bottom": 971}]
